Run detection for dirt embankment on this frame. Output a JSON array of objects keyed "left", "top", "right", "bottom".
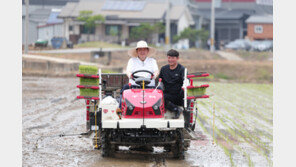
[
  {"left": 23, "top": 49, "right": 273, "bottom": 83},
  {"left": 111, "top": 49, "right": 273, "bottom": 83},
  {"left": 22, "top": 58, "right": 80, "bottom": 77},
  {"left": 180, "top": 60, "right": 273, "bottom": 83}
]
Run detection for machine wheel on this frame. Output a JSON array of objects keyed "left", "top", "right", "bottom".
[
  {"left": 172, "top": 129, "right": 185, "bottom": 160},
  {"left": 191, "top": 124, "right": 196, "bottom": 131},
  {"left": 101, "top": 130, "right": 113, "bottom": 157},
  {"left": 184, "top": 139, "right": 191, "bottom": 151},
  {"left": 164, "top": 145, "right": 171, "bottom": 152}
]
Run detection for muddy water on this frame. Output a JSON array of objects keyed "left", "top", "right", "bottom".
[
  {"left": 22, "top": 76, "right": 230, "bottom": 167},
  {"left": 89, "top": 153, "right": 190, "bottom": 167}
]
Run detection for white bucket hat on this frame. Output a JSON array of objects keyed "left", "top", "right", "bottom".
[{"left": 128, "top": 40, "right": 157, "bottom": 57}]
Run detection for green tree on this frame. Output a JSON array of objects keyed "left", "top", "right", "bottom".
[
  {"left": 173, "top": 27, "right": 198, "bottom": 44},
  {"left": 173, "top": 27, "right": 209, "bottom": 48},
  {"left": 109, "top": 28, "right": 118, "bottom": 37},
  {"left": 77, "top": 10, "right": 105, "bottom": 41},
  {"left": 197, "top": 28, "right": 209, "bottom": 48},
  {"left": 153, "top": 22, "right": 165, "bottom": 34},
  {"left": 109, "top": 26, "right": 121, "bottom": 43},
  {"left": 129, "top": 23, "right": 165, "bottom": 43}
]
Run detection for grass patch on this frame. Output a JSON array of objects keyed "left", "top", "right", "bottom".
[
  {"left": 80, "top": 78, "right": 99, "bottom": 86},
  {"left": 79, "top": 88, "right": 99, "bottom": 96},
  {"left": 78, "top": 65, "right": 99, "bottom": 96},
  {"left": 187, "top": 87, "right": 207, "bottom": 96},
  {"left": 214, "top": 73, "right": 233, "bottom": 80},
  {"left": 79, "top": 65, "right": 98, "bottom": 75},
  {"left": 75, "top": 41, "right": 128, "bottom": 48},
  {"left": 102, "top": 69, "right": 117, "bottom": 73},
  {"left": 191, "top": 76, "right": 213, "bottom": 83},
  {"left": 233, "top": 50, "right": 272, "bottom": 61},
  {"left": 256, "top": 68, "right": 272, "bottom": 81}
]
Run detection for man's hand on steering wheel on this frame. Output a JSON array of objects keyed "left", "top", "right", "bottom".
[{"left": 131, "top": 70, "right": 154, "bottom": 81}]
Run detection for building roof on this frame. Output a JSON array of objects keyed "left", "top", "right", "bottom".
[
  {"left": 22, "top": 0, "right": 79, "bottom": 6},
  {"left": 246, "top": 14, "right": 273, "bottom": 23},
  {"left": 58, "top": 2, "right": 79, "bottom": 18},
  {"left": 47, "top": 10, "right": 64, "bottom": 24},
  {"left": 59, "top": 0, "right": 194, "bottom": 23},
  {"left": 170, "top": 5, "right": 195, "bottom": 25},
  {"left": 195, "top": 9, "right": 254, "bottom": 20},
  {"left": 188, "top": 1, "right": 273, "bottom": 15},
  {"left": 22, "top": 5, "right": 38, "bottom": 17},
  {"left": 59, "top": 1, "right": 166, "bottom": 20},
  {"left": 29, "top": 8, "right": 52, "bottom": 23},
  {"left": 101, "top": 1, "right": 147, "bottom": 11}
]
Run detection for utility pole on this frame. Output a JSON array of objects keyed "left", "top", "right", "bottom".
[
  {"left": 165, "top": 0, "right": 171, "bottom": 51},
  {"left": 25, "top": 0, "right": 29, "bottom": 54},
  {"left": 210, "top": 0, "right": 215, "bottom": 53}
]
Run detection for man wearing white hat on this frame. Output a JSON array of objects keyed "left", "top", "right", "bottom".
[
  {"left": 117, "top": 41, "right": 159, "bottom": 152},
  {"left": 126, "top": 40, "right": 159, "bottom": 86},
  {"left": 117, "top": 40, "right": 159, "bottom": 111}
]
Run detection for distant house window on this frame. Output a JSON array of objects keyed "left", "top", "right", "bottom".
[
  {"left": 254, "top": 25, "right": 263, "bottom": 34},
  {"left": 80, "top": 25, "right": 95, "bottom": 34},
  {"left": 105, "top": 25, "right": 122, "bottom": 36},
  {"left": 69, "top": 25, "right": 73, "bottom": 31}
]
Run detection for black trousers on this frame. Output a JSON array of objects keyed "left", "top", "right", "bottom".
[{"left": 164, "top": 91, "right": 184, "bottom": 112}]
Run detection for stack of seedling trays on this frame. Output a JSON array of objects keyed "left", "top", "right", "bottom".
[
  {"left": 76, "top": 65, "right": 100, "bottom": 100},
  {"left": 186, "top": 72, "right": 210, "bottom": 100}
]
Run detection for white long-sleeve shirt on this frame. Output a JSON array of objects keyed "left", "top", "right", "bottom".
[{"left": 126, "top": 57, "right": 159, "bottom": 87}]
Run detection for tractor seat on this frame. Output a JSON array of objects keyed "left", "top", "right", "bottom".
[{"left": 135, "top": 77, "right": 151, "bottom": 86}]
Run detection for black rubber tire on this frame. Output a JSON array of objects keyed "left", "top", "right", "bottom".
[
  {"left": 164, "top": 145, "right": 171, "bottom": 152},
  {"left": 101, "top": 130, "right": 112, "bottom": 157},
  {"left": 184, "top": 140, "right": 190, "bottom": 151},
  {"left": 191, "top": 124, "right": 196, "bottom": 131},
  {"left": 172, "top": 129, "right": 185, "bottom": 160}
]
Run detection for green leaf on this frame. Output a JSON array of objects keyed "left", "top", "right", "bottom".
[{"left": 77, "top": 10, "right": 105, "bottom": 33}]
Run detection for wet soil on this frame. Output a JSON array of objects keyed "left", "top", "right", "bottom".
[{"left": 22, "top": 76, "right": 230, "bottom": 167}]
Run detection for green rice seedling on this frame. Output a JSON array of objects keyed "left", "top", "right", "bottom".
[
  {"left": 80, "top": 88, "right": 99, "bottom": 97},
  {"left": 79, "top": 65, "right": 98, "bottom": 75},
  {"left": 80, "top": 78, "right": 99, "bottom": 86},
  {"left": 187, "top": 87, "right": 207, "bottom": 96},
  {"left": 197, "top": 113, "right": 235, "bottom": 166},
  {"left": 102, "top": 69, "right": 117, "bottom": 73},
  {"left": 191, "top": 76, "right": 211, "bottom": 83},
  {"left": 196, "top": 82, "right": 273, "bottom": 166},
  {"left": 197, "top": 102, "right": 259, "bottom": 166},
  {"left": 200, "top": 96, "right": 272, "bottom": 165}
]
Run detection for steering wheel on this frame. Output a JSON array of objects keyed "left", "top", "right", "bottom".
[
  {"left": 131, "top": 70, "right": 154, "bottom": 81},
  {"left": 131, "top": 70, "right": 154, "bottom": 86}
]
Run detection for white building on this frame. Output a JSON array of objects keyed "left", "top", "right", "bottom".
[
  {"left": 58, "top": 0, "right": 195, "bottom": 45},
  {"left": 37, "top": 9, "right": 64, "bottom": 46},
  {"left": 22, "top": 0, "right": 77, "bottom": 45}
]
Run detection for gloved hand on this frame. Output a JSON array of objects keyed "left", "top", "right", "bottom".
[{"left": 182, "top": 78, "right": 190, "bottom": 88}]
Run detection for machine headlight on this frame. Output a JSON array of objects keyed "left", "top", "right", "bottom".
[
  {"left": 125, "top": 99, "right": 135, "bottom": 116},
  {"left": 152, "top": 99, "right": 162, "bottom": 115}
]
